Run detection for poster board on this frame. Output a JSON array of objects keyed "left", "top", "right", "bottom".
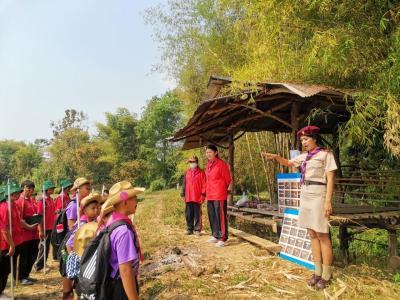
[
  {"left": 278, "top": 208, "right": 315, "bottom": 270},
  {"left": 277, "top": 173, "right": 301, "bottom": 214}
]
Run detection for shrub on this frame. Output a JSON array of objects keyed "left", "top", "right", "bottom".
[{"left": 150, "top": 178, "right": 167, "bottom": 191}]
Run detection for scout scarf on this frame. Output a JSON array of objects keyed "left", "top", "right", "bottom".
[
  {"left": 300, "top": 147, "right": 321, "bottom": 184},
  {"left": 106, "top": 211, "right": 144, "bottom": 262}
]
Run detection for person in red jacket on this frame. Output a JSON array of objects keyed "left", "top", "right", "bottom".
[
  {"left": 15, "top": 180, "right": 40, "bottom": 285},
  {"left": 54, "top": 179, "right": 73, "bottom": 214},
  {"left": 0, "top": 183, "right": 23, "bottom": 299},
  {"left": 205, "top": 145, "right": 232, "bottom": 247},
  {"left": 181, "top": 156, "right": 206, "bottom": 236},
  {"left": 34, "top": 180, "right": 56, "bottom": 272}
]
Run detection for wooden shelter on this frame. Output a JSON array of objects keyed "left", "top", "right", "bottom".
[
  {"left": 172, "top": 76, "right": 400, "bottom": 265},
  {"left": 172, "top": 75, "right": 353, "bottom": 151}
]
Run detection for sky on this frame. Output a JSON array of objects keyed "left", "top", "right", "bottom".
[{"left": 0, "top": 0, "right": 173, "bottom": 142}]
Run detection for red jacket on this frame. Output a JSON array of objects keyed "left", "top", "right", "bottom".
[
  {"left": 181, "top": 167, "right": 206, "bottom": 203},
  {"left": 205, "top": 157, "right": 232, "bottom": 201}
]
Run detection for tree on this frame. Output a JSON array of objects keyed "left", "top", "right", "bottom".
[
  {"left": 136, "top": 91, "right": 184, "bottom": 186},
  {"left": 97, "top": 107, "right": 139, "bottom": 161},
  {"left": 50, "top": 109, "right": 88, "bottom": 137}
]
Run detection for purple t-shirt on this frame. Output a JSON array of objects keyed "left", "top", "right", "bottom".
[
  {"left": 66, "top": 218, "right": 88, "bottom": 249},
  {"left": 66, "top": 199, "right": 77, "bottom": 221},
  {"left": 109, "top": 224, "right": 139, "bottom": 278}
]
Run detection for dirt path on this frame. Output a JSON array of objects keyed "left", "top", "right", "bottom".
[{"left": 5, "top": 191, "right": 400, "bottom": 299}]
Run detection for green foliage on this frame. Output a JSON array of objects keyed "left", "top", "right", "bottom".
[
  {"left": 136, "top": 91, "right": 184, "bottom": 186},
  {"left": 147, "top": 0, "right": 400, "bottom": 161},
  {"left": 149, "top": 178, "right": 167, "bottom": 191}
]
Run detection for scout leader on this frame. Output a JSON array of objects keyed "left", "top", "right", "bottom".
[
  {"left": 34, "top": 180, "right": 56, "bottom": 273},
  {"left": 101, "top": 181, "right": 145, "bottom": 300},
  {"left": 181, "top": 156, "right": 206, "bottom": 236},
  {"left": 262, "top": 125, "right": 337, "bottom": 290},
  {"left": 0, "top": 183, "right": 23, "bottom": 300},
  {"left": 15, "top": 180, "right": 40, "bottom": 285}
]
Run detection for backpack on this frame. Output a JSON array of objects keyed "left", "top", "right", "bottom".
[
  {"left": 78, "top": 220, "right": 134, "bottom": 300},
  {"left": 51, "top": 199, "right": 76, "bottom": 260},
  {"left": 58, "top": 228, "right": 75, "bottom": 277}
]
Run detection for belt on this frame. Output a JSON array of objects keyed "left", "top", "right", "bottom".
[{"left": 303, "top": 180, "right": 326, "bottom": 186}]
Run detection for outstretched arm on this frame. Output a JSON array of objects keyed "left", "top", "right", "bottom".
[{"left": 261, "top": 152, "right": 294, "bottom": 167}]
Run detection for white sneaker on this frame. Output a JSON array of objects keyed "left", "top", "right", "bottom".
[
  {"left": 207, "top": 237, "right": 218, "bottom": 243},
  {"left": 215, "top": 241, "right": 225, "bottom": 247},
  {"left": 0, "top": 292, "right": 12, "bottom": 300}
]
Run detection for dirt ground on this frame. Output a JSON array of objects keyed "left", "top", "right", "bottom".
[{"left": 4, "top": 191, "right": 400, "bottom": 299}]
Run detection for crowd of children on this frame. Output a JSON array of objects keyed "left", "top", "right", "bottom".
[{"left": 0, "top": 177, "right": 144, "bottom": 300}]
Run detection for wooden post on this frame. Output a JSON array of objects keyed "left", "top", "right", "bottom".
[
  {"left": 290, "top": 102, "right": 300, "bottom": 150},
  {"left": 228, "top": 134, "right": 235, "bottom": 206},
  {"left": 388, "top": 229, "right": 399, "bottom": 257}
]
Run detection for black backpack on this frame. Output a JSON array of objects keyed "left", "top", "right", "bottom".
[
  {"left": 51, "top": 199, "right": 76, "bottom": 259},
  {"left": 78, "top": 220, "right": 134, "bottom": 300}
]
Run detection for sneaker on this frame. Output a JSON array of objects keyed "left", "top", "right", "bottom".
[
  {"left": 20, "top": 278, "right": 33, "bottom": 285},
  {"left": 27, "top": 277, "right": 38, "bottom": 282},
  {"left": 315, "top": 278, "right": 331, "bottom": 290},
  {"left": 307, "top": 274, "right": 321, "bottom": 287},
  {"left": 185, "top": 230, "right": 193, "bottom": 235},
  {"left": 0, "top": 293, "right": 12, "bottom": 300},
  {"left": 194, "top": 231, "right": 201, "bottom": 236},
  {"left": 215, "top": 241, "right": 225, "bottom": 247},
  {"left": 207, "top": 237, "right": 218, "bottom": 243}
]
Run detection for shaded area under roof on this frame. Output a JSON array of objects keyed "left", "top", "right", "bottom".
[{"left": 172, "top": 76, "right": 354, "bottom": 150}]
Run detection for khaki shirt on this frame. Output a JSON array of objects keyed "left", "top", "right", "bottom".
[{"left": 290, "top": 150, "right": 337, "bottom": 184}]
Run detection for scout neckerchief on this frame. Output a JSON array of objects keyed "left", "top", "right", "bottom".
[
  {"left": 300, "top": 147, "right": 322, "bottom": 184},
  {"left": 106, "top": 211, "right": 144, "bottom": 262}
]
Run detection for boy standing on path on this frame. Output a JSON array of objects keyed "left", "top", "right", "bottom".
[{"left": 181, "top": 156, "right": 206, "bottom": 235}]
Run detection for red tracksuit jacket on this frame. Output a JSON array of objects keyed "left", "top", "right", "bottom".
[
  {"left": 181, "top": 168, "right": 206, "bottom": 203},
  {"left": 205, "top": 157, "right": 231, "bottom": 201}
]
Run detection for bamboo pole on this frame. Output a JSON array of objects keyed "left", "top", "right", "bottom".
[
  {"left": 7, "top": 180, "right": 15, "bottom": 299},
  {"left": 245, "top": 133, "right": 260, "bottom": 199}
]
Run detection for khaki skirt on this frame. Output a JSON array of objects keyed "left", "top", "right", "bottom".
[{"left": 298, "top": 185, "right": 329, "bottom": 233}]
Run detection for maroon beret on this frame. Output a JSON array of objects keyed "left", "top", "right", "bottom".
[{"left": 297, "top": 125, "right": 320, "bottom": 137}]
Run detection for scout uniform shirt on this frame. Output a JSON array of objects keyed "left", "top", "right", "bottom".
[
  {"left": 37, "top": 196, "right": 56, "bottom": 231},
  {"left": 0, "top": 201, "right": 23, "bottom": 251},
  {"left": 290, "top": 150, "right": 338, "bottom": 233},
  {"left": 16, "top": 195, "right": 39, "bottom": 242},
  {"left": 55, "top": 191, "right": 71, "bottom": 213}
]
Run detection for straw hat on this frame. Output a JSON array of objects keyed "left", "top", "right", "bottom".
[
  {"left": 101, "top": 181, "right": 145, "bottom": 214},
  {"left": 71, "top": 177, "right": 90, "bottom": 191},
  {"left": 73, "top": 222, "right": 98, "bottom": 257},
  {"left": 80, "top": 192, "right": 102, "bottom": 208}
]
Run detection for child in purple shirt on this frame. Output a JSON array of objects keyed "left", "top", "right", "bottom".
[{"left": 102, "top": 181, "right": 145, "bottom": 300}]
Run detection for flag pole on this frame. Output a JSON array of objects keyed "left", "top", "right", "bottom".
[
  {"left": 76, "top": 188, "right": 80, "bottom": 228},
  {"left": 61, "top": 186, "right": 64, "bottom": 211},
  {"left": 42, "top": 185, "right": 47, "bottom": 275},
  {"left": 7, "top": 179, "right": 15, "bottom": 299}
]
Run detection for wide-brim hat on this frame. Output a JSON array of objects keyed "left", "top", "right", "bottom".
[
  {"left": 102, "top": 181, "right": 145, "bottom": 214},
  {"left": 100, "top": 203, "right": 115, "bottom": 218},
  {"left": 42, "top": 179, "right": 56, "bottom": 191},
  {"left": 60, "top": 179, "right": 73, "bottom": 189},
  {"left": 80, "top": 192, "right": 102, "bottom": 209},
  {"left": 297, "top": 125, "right": 320, "bottom": 137},
  {"left": 71, "top": 177, "right": 90, "bottom": 191},
  {"left": 73, "top": 222, "right": 98, "bottom": 257}
]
